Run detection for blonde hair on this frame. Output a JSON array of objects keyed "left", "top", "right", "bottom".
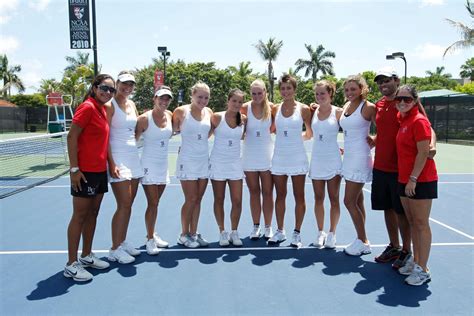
[
  {"left": 314, "top": 80, "right": 336, "bottom": 101},
  {"left": 250, "top": 79, "right": 271, "bottom": 120},
  {"left": 343, "top": 75, "right": 369, "bottom": 100},
  {"left": 191, "top": 81, "right": 210, "bottom": 95}
]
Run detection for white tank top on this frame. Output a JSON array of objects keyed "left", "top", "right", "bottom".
[
  {"left": 274, "top": 103, "right": 305, "bottom": 154},
  {"left": 210, "top": 113, "right": 244, "bottom": 161},
  {"left": 311, "top": 106, "right": 340, "bottom": 156},
  {"left": 109, "top": 98, "right": 138, "bottom": 153},
  {"left": 242, "top": 103, "right": 273, "bottom": 170},
  {"left": 141, "top": 110, "right": 172, "bottom": 160},
  {"left": 179, "top": 106, "right": 211, "bottom": 159},
  {"left": 339, "top": 101, "right": 371, "bottom": 155}
]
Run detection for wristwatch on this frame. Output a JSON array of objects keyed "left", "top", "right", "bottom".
[{"left": 70, "top": 167, "right": 80, "bottom": 173}]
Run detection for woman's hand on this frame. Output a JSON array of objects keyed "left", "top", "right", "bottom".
[
  {"left": 71, "top": 171, "right": 87, "bottom": 192},
  {"left": 109, "top": 163, "right": 120, "bottom": 178},
  {"left": 366, "top": 135, "right": 376, "bottom": 149},
  {"left": 405, "top": 181, "right": 417, "bottom": 197}
]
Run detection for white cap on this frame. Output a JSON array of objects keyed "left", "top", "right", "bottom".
[
  {"left": 117, "top": 73, "right": 136, "bottom": 83},
  {"left": 374, "top": 66, "right": 399, "bottom": 81},
  {"left": 154, "top": 87, "right": 173, "bottom": 99}
]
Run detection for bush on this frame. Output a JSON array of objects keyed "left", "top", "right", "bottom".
[{"left": 9, "top": 93, "right": 47, "bottom": 107}]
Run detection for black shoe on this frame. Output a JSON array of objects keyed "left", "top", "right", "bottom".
[
  {"left": 392, "top": 249, "right": 412, "bottom": 269},
  {"left": 374, "top": 244, "right": 401, "bottom": 263}
]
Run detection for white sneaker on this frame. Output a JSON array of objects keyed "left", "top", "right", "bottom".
[
  {"left": 290, "top": 231, "right": 302, "bottom": 248},
  {"left": 268, "top": 229, "right": 286, "bottom": 244},
  {"left": 177, "top": 234, "right": 199, "bottom": 248},
  {"left": 146, "top": 238, "right": 162, "bottom": 256},
  {"left": 405, "top": 264, "right": 431, "bottom": 286},
  {"left": 344, "top": 238, "right": 371, "bottom": 256},
  {"left": 219, "top": 231, "right": 230, "bottom": 247},
  {"left": 264, "top": 226, "right": 273, "bottom": 239},
  {"left": 108, "top": 246, "right": 135, "bottom": 264},
  {"left": 79, "top": 253, "right": 110, "bottom": 269},
  {"left": 121, "top": 241, "right": 141, "bottom": 256},
  {"left": 229, "top": 230, "right": 243, "bottom": 247},
  {"left": 399, "top": 256, "right": 416, "bottom": 276},
  {"left": 194, "top": 233, "right": 209, "bottom": 247},
  {"left": 153, "top": 233, "right": 169, "bottom": 248},
  {"left": 313, "top": 231, "right": 327, "bottom": 248},
  {"left": 324, "top": 232, "right": 336, "bottom": 249},
  {"left": 64, "top": 261, "right": 93, "bottom": 282},
  {"left": 249, "top": 225, "right": 261, "bottom": 240}
]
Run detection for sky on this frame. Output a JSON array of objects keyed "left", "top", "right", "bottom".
[{"left": 0, "top": 0, "right": 472, "bottom": 94}]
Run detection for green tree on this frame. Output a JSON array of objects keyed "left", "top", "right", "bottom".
[
  {"left": 361, "top": 71, "right": 382, "bottom": 103},
  {"left": 459, "top": 57, "right": 474, "bottom": 80},
  {"left": 228, "top": 61, "right": 253, "bottom": 77},
  {"left": 0, "top": 54, "right": 25, "bottom": 98},
  {"left": 61, "top": 64, "right": 94, "bottom": 106},
  {"left": 254, "top": 37, "right": 283, "bottom": 102},
  {"left": 426, "top": 66, "right": 452, "bottom": 79},
  {"left": 65, "top": 51, "right": 90, "bottom": 72},
  {"left": 444, "top": 0, "right": 474, "bottom": 57},
  {"left": 294, "top": 44, "right": 336, "bottom": 82},
  {"left": 454, "top": 82, "right": 474, "bottom": 94},
  {"left": 9, "top": 93, "right": 47, "bottom": 107},
  {"left": 38, "top": 78, "right": 61, "bottom": 95}
]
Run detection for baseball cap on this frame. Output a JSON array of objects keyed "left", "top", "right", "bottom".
[
  {"left": 117, "top": 73, "right": 136, "bottom": 83},
  {"left": 374, "top": 67, "right": 399, "bottom": 82},
  {"left": 155, "top": 87, "right": 173, "bottom": 99}
]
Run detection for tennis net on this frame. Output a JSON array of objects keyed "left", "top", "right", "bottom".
[{"left": 0, "top": 132, "right": 69, "bottom": 199}]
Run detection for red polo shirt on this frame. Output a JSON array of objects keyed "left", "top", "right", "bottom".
[
  {"left": 374, "top": 97, "right": 399, "bottom": 172},
  {"left": 72, "top": 97, "right": 109, "bottom": 172},
  {"left": 396, "top": 106, "right": 437, "bottom": 184}
]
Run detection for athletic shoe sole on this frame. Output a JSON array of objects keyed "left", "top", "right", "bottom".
[
  {"left": 78, "top": 259, "right": 109, "bottom": 270},
  {"left": 405, "top": 278, "right": 431, "bottom": 286},
  {"left": 63, "top": 271, "right": 92, "bottom": 282},
  {"left": 107, "top": 255, "right": 135, "bottom": 264}
]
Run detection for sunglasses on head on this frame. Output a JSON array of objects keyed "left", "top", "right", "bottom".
[
  {"left": 98, "top": 85, "right": 116, "bottom": 94},
  {"left": 395, "top": 96, "right": 415, "bottom": 103}
]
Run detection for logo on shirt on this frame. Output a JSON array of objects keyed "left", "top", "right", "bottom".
[
  {"left": 256, "top": 131, "right": 261, "bottom": 137},
  {"left": 228, "top": 140, "right": 233, "bottom": 147},
  {"left": 284, "top": 131, "right": 288, "bottom": 137},
  {"left": 144, "top": 168, "right": 148, "bottom": 175},
  {"left": 344, "top": 130, "right": 348, "bottom": 137},
  {"left": 160, "top": 140, "right": 165, "bottom": 147},
  {"left": 197, "top": 134, "right": 202, "bottom": 140},
  {"left": 180, "top": 164, "right": 184, "bottom": 171},
  {"left": 319, "top": 134, "right": 323, "bottom": 141},
  {"left": 401, "top": 127, "right": 408, "bottom": 133}
]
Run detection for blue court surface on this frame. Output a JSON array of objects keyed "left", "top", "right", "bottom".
[{"left": 0, "top": 174, "right": 473, "bottom": 315}]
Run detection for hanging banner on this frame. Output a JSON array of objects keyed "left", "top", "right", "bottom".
[
  {"left": 154, "top": 70, "right": 164, "bottom": 90},
  {"left": 68, "top": 0, "right": 91, "bottom": 49}
]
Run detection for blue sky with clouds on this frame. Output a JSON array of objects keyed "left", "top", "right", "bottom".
[{"left": 1, "top": 0, "right": 472, "bottom": 93}]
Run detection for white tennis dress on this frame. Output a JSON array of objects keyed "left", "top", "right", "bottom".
[
  {"left": 109, "top": 98, "right": 143, "bottom": 183},
  {"left": 209, "top": 113, "right": 244, "bottom": 180},
  {"left": 339, "top": 101, "right": 373, "bottom": 183},
  {"left": 271, "top": 104, "right": 308, "bottom": 176},
  {"left": 175, "top": 106, "right": 211, "bottom": 180},
  {"left": 140, "top": 110, "right": 172, "bottom": 185},
  {"left": 242, "top": 103, "right": 273, "bottom": 171},
  {"left": 309, "top": 106, "right": 342, "bottom": 180}
]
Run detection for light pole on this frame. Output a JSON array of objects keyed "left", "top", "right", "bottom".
[
  {"left": 386, "top": 52, "right": 407, "bottom": 84},
  {"left": 157, "top": 46, "right": 170, "bottom": 85}
]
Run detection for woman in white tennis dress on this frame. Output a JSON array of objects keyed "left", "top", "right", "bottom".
[
  {"left": 209, "top": 89, "right": 246, "bottom": 247},
  {"left": 135, "top": 86, "right": 174, "bottom": 255}
]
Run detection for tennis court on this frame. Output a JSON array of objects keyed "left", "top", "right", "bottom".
[{"left": 0, "top": 135, "right": 473, "bottom": 315}]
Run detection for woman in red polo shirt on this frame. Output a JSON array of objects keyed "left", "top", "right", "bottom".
[
  {"left": 64, "top": 74, "right": 115, "bottom": 282},
  {"left": 395, "top": 85, "right": 438, "bottom": 286}
]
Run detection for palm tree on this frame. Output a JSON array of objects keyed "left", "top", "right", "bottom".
[
  {"left": 64, "top": 51, "right": 91, "bottom": 72},
  {"left": 39, "top": 78, "right": 61, "bottom": 95},
  {"left": 443, "top": 0, "right": 474, "bottom": 57},
  {"left": 294, "top": 44, "right": 336, "bottom": 82},
  {"left": 459, "top": 57, "right": 474, "bottom": 80},
  {"left": 254, "top": 37, "right": 283, "bottom": 101},
  {"left": 426, "top": 66, "right": 452, "bottom": 79},
  {"left": 228, "top": 61, "right": 253, "bottom": 77},
  {"left": 0, "top": 54, "right": 25, "bottom": 98}
]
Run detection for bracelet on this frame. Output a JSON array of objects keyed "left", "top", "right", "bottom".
[{"left": 409, "top": 175, "right": 418, "bottom": 183}]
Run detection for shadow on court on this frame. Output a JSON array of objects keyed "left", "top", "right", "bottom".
[{"left": 26, "top": 247, "right": 431, "bottom": 308}]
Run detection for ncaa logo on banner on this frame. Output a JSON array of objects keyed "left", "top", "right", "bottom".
[{"left": 74, "top": 7, "right": 84, "bottom": 20}]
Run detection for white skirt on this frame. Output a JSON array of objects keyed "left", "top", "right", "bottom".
[
  {"left": 141, "top": 157, "right": 170, "bottom": 185},
  {"left": 271, "top": 151, "right": 309, "bottom": 176},
  {"left": 175, "top": 155, "right": 209, "bottom": 180},
  {"left": 309, "top": 153, "right": 342, "bottom": 180},
  {"left": 341, "top": 152, "right": 373, "bottom": 183},
  {"left": 209, "top": 159, "right": 244, "bottom": 181},
  {"left": 109, "top": 151, "right": 143, "bottom": 183}
]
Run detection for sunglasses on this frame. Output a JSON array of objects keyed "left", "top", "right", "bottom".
[
  {"left": 98, "top": 85, "right": 116, "bottom": 94},
  {"left": 395, "top": 96, "right": 415, "bottom": 103}
]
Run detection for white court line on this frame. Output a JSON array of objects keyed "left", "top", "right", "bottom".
[
  {"left": 362, "top": 188, "right": 474, "bottom": 240},
  {"left": 1, "top": 242, "right": 473, "bottom": 255}
]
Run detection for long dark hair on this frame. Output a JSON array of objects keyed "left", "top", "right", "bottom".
[
  {"left": 83, "top": 74, "right": 114, "bottom": 102},
  {"left": 396, "top": 84, "right": 428, "bottom": 117},
  {"left": 228, "top": 88, "right": 245, "bottom": 125}
]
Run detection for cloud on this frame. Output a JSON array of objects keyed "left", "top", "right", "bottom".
[
  {"left": 0, "top": 35, "right": 20, "bottom": 54},
  {"left": 0, "top": 0, "right": 19, "bottom": 24},
  {"left": 420, "top": 0, "right": 444, "bottom": 7},
  {"left": 412, "top": 43, "right": 453, "bottom": 60},
  {"left": 28, "top": 0, "right": 51, "bottom": 11}
]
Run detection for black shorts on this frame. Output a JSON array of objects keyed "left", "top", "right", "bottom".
[
  {"left": 371, "top": 169, "right": 404, "bottom": 214},
  {"left": 398, "top": 181, "right": 438, "bottom": 200},
  {"left": 71, "top": 171, "right": 108, "bottom": 198}
]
